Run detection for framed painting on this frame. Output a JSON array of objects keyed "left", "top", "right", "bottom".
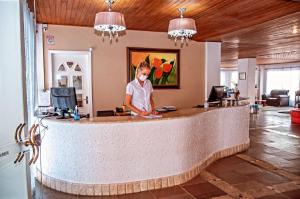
[
  {"left": 127, "top": 47, "right": 180, "bottom": 89},
  {"left": 239, "top": 72, "right": 246, "bottom": 80}
]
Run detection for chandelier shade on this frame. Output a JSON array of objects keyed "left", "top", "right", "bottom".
[
  {"left": 168, "top": 18, "right": 197, "bottom": 37},
  {"left": 94, "top": 0, "right": 126, "bottom": 41},
  {"left": 168, "top": 8, "right": 197, "bottom": 43},
  {"left": 94, "top": 11, "right": 126, "bottom": 32}
]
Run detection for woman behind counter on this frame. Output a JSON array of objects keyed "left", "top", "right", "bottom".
[{"left": 125, "top": 61, "right": 158, "bottom": 116}]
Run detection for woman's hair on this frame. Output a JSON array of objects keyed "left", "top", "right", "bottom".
[{"left": 135, "top": 61, "right": 151, "bottom": 78}]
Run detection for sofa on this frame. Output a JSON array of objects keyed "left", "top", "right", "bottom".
[{"left": 262, "top": 90, "right": 290, "bottom": 106}]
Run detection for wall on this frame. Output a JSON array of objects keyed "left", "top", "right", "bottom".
[
  {"left": 42, "top": 25, "right": 205, "bottom": 115},
  {"left": 247, "top": 59, "right": 257, "bottom": 103},
  {"left": 238, "top": 58, "right": 256, "bottom": 103},
  {"left": 204, "top": 42, "right": 221, "bottom": 99}
]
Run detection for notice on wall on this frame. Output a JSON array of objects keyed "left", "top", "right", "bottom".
[{"left": 46, "top": 35, "right": 55, "bottom": 45}]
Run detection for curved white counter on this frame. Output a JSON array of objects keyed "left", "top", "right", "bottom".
[{"left": 36, "top": 106, "right": 250, "bottom": 196}]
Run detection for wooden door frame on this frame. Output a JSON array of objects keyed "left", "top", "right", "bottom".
[{"left": 48, "top": 50, "right": 93, "bottom": 117}]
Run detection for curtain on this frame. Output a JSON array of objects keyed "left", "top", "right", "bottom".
[
  {"left": 23, "top": 0, "right": 37, "bottom": 125},
  {"left": 266, "top": 67, "right": 300, "bottom": 106}
]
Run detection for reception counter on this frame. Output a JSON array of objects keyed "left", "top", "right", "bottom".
[{"left": 36, "top": 105, "right": 250, "bottom": 196}]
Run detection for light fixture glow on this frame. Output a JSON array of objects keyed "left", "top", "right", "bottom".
[
  {"left": 292, "top": 26, "right": 298, "bottom": 34},
  {"left": 168, "top": 8, "right": 197, "bottom": 44},
  {"left": 94, "top": 0, "right": 126, "bottom": 41}
]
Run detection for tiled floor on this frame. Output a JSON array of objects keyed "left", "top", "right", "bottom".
[{"left": 33, "top": 107, "right": 300, "bottom": 199}]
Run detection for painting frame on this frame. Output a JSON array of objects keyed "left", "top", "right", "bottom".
[
  {"left": 127, "top": 47, "right": 180, "bottom": 89},
  {"left": 239, "top": 72, "right": 246, "bottom": 80}
]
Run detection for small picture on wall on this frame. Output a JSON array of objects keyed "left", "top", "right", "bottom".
[
  {"left": 127, "top": 47, "right": 180, "bottom": 89},
  {"left": 239, "top": 72, "right": 246, "bottom": 80},
  {"left": 46, "top": 35, "right": 55, "bottom": 45}
]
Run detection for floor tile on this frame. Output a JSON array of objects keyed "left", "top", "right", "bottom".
[
  {"left": 117, "top": 191, "right": 155, "bottom": 199},
  {"left": 281, "top": 189, "right": 300, "bottom": 199},
  {"left": 150, "top": 186, "right": 193, "bottom": 199},
  {"left": 182, "top": 175, "right": 207, "bottom": 186},
  {"left": 211, "top": 171, "right": 253, "bottom": 184},
  {"left": 182, "top": 182, "right": 226, "bottom": 199},
  {"left": 233, "top": 180, "right": 277, "bottom": 198},
  {"left": 256, "top": 193, "right": 289, "bottom": 199}
]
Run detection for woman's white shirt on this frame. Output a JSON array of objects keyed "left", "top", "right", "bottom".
[{"left": 126, "top": 79, "right": 153, "bottom": 115}]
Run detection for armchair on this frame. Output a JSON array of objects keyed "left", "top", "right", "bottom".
[{"left": 263, "top": 90, "right": 290, "bottom": 107}]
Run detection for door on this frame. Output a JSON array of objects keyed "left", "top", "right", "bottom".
[
  {"left": 0, "top": 0, "right": 31, "bottom": 198},
  {"left": 49, "top": 50, "right": 93, "bottom": 116}
]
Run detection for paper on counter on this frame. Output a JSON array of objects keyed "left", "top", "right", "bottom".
[{"left": 142, "top": 114, "right": 163, "bottom": 119}]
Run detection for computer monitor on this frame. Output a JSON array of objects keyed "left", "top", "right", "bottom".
[
  {"left": 50, "top": 87, "right": 77, "bottom": 118},
  {"left": 208, "top": 86, "right": 226, "bottom": 102}
]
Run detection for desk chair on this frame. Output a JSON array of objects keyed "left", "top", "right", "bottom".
[{"left": 97, "top": 110, "right": 115, "bottom": 117}]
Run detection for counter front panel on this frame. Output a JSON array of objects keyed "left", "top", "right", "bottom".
[{"left": 36, "top": 106, "right": 250, "bottom": 196}]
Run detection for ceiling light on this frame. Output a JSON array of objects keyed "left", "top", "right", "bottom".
[
  {"left": 168, "top": 8, "right": 197, "bottom": 44},
  {"left": 94, "top": 0, "right": 126, "bottom": 41},
  {"left": 292, "top": 26, "right": 298, "bottom": 34}
]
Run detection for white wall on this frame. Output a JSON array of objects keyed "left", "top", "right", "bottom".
[
  {"left": 204, "top": 42, "right": 221, "bottom": 99},
  {"left": 238, "top": 58, "right": 256, "bottom": 103},
  {"left": 248, "top": 59, "right": 257, "bottom": 103},
  {"left": 42, "top": 25, "right": 206, "bottom": 114}
]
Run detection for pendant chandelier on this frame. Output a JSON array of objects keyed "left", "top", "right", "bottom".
[
  {"left": 94, "top": 0, "right": 126, "bottom": 41},
  {"left": 168, "top": 8, "right": 197, "bottom": 44}
]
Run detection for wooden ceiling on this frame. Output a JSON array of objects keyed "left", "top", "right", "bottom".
[
  {"left": 31, "top": 0, "right": 300, "bottom": 66},
  {"left": 217, "top": 11, "right": 300, "bottom": 67}
]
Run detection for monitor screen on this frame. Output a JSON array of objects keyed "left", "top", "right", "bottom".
[
  {"left": 50, "top": 87, "right": 77, "bottom": 111},
  {"left": 208, "top": 86, "right": 226, "bottom": 102}
]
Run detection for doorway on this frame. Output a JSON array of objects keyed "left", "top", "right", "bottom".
[{"left": 48, "top": 50, "right": 93, "bottom": 116}]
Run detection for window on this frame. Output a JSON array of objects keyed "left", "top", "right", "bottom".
[
  {"left": 220, "top": 69, "right": 238, "bottom": 88},
  {"left": 266, "top": 67, "right": 300, "bottom": 105}
]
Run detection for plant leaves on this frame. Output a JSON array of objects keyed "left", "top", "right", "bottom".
[
  {"left": 154, "top": 77, "right": 160, "bottom": 85},
  {"left": 131, "top": 65, "right": 136, "bottom": 80},
  {"left": 148, "top": 67, "right": 155, "bottom": 83},
  {"left": 145, "top": 55, "right": 150, "bottom": 64}
]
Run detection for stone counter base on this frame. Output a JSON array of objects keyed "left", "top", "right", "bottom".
[{"left": 36, "top": 141, "right": 250, "bottom": 196}]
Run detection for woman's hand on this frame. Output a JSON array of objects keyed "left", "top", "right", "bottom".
[
  {"left": 139, "top": 111, "right": 150, "bottom": 116},
  {"left": 151, "top": 110, "right": 158, "bottom": 115}
]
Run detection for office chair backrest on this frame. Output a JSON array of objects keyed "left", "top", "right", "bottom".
[{"left": 97, "top": 110, "right": 115, "bottom": 117}]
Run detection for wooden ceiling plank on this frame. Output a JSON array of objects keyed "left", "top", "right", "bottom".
[
  {"left": 60, "top": 0, "right": 68, "bottom": 25},
  {"left": 42, "top": 0, "right": 50, "bottom": 23},
  {"left": 79, "top": 0, "right": 94, "bottom": 26},
  {"left": 70, "top": 0, "right": 80, "bottom": 26},
  {"left": 57, "top": 0, "right": 62, "bottom": 24},
  {"left": 86, "top": 0, "right": 101, "bottom": 26},
  {"left": 35, "top": 0, "right": 44, "bottom": 23}
]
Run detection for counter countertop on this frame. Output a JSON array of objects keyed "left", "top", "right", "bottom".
[{"left": 45, "top": 104, "right": 249, "bottom": 124}]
